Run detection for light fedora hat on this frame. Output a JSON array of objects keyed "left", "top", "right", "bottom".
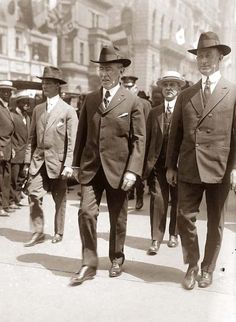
[
  {"left": 0, "top": 80, "right": 16, "bottom": 90},
  {"left": 188, "top": 31, "right": 231, "bottom": 56},
  {"left": 156, "top": 71, "right": 186, "bottom": 87},
  {"left": 91, "top": 45, "right": 131, "bottom": 67},
  {"left": 37, "top": 66, "right": 67, "bottom": 84}
]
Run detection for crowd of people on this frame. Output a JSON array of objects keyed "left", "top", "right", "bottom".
[{"left": 0, "top": 31, "right": 235, "bottom": 291}]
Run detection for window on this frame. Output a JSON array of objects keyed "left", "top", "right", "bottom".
[
  {"left": 161, "top": 15, "right": 165, "bottom": 39},
  {"left": 80, "top": 42, "right": 84, "bottom": 65},
  {"left": 152, "top": 10, "right": 156, "bottom": 42},
  {"left": 32, "top": 43, "right": 49, "bottom": 62},
  {"left": 64, "top": 37, "right": 73, "bottom": 61}
]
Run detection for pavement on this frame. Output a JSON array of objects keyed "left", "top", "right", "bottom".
[{"left": 0, "top": 185, "right": 235, "bottom": 322}]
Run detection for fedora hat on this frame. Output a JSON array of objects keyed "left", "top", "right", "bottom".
[
  {"left": 0, "top": 80, "right": 16, "bottom": 90},
  {"left": 91, "top": 45, "right": 131, "bottom": 67},
  {"left": 188, "top": 31, "right": 231, "bottom": 56},
  {"left": 156, "top": 71, "right": 186, "bottom": 87},
  {"left": 37, "top": 66, "right": 67, "bottom": 84}
]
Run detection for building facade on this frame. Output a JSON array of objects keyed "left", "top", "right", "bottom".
[{"left": 0, "top": 0, "right": 235, "bottom": 95}]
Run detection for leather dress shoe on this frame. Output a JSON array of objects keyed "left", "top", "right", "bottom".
[
  {"left": 0, "top": 209, "right": 9, "bottom": 216},
  {"left": 52, "top": 234, "right": 63, "bottom": 243},
  {"left": 147, "top": 240, "right": 160, "bottom": 255},
  {"left": 24, "top": 233, "right": 45, "bottom": 247},
  {"left": 167, "top": 235, "right": 178, "bottom": 248},
  {"left": 135, "top": 198, "right": 143, "bottom": 210},
  {"left": 9, "top": 203, "right": 21, "bottom": 210},
  {"left": 109, "top": 259, "right": 122, "bottom": 277},
  {"left": 182, "top": 265, "right": 199, "bottom": 290},
  {"left": 70, "top": 266, "right": 96, "bottom": 286},
  {"left": 3, "top": 207, "right": 15, "bottom": 213},
  {"left": 198, "top": 271, "right": 213, "bottom": 288}
]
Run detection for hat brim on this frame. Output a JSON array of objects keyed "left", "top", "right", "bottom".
[
  {"left": 90, "top": 58, "right": 131, "bottom": 68},
  {"left": 15, "top": 95, "right": 32, "bottom": 101},
  {"left": 156, "top": 78, "right": 186, "bottom": 88},
  {"left": 188, "top": 44, "right": 231, "bottom": 56},
  {"left": 37, "top": 76, "right": 67, "bottom": 85}
]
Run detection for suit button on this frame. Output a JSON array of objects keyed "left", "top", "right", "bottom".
[
  {"left": 195, "top": 143, "right": 199, "bottom": 147},
  {"left": 206, "top": 129, "right": 211, "bottom": 133},
  {"left": 197, "top": 115, "right": 201, "bottom": 118},
  {"left": 208, "top": 113, "right": 213, "bottom": 117}
]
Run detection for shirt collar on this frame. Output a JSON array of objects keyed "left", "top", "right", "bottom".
[
  {"left": 47, "top": 94, "right": 60, "bottom": 105},
  {"left": 202, "top": 70, "right": 221, "bottom": 84},
  {"left": 103, "top": 83, "right": 120, "bottom": 99},
  {"left": 165, "top": 98, "right": 177, "bottom": 111}
]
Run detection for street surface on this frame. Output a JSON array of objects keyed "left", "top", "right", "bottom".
[{"left": 0, "top": 185, "right": 235, "bottom": 322}]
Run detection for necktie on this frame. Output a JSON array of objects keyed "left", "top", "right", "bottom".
[
  {"left": 103, "top": 90, "right": 110, "bottom": 109},
  {"left": 166, "top": 103, "right": 172, "bottom": 119},
  {"left": 203, "top": 77, "right": 211, "bottom": 105}
]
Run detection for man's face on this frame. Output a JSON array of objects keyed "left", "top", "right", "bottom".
[
  {"left": 161, "top": 81, "right": 181, "bottom": 101},
  {"left": 0, "top": 88, "right": 12, "bottom": 102},
  {"left": 196, "top": 48, "right": 222, "bottom": 76},
  {"left": 18, "top": 98, "right": 30, "bottom": 111},
  {"left": 42, "top": 79, "right": 60, "bottom": 98},
  {"left": 98, "top": 63, "right": 124, "bottom": 90}
]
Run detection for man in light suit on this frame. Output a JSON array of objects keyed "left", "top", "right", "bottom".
[
  {"left": 143, "top": 71, "right": 185, "bottom": 255},
  {"left": 70, "top": 46, "right": 146, "bottom": 285},
  {"left": 0, "top": 81, "right": 15, "bottom": 216},
  {"left": 166, "top": 32, "right": 236, "bottom": 290},
  {"left": 24, "top": 66, "right": 78, "bottom": 247}
]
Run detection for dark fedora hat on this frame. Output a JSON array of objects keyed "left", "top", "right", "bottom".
[
  {"left": 91, "top": 45, "right": 131, "bottom": 67},
  {"left": 37, "top": 66, "right": 67, "bottom": 84},
  {"left": 188, "top": 31, "right": 231, "bottom": 56}
]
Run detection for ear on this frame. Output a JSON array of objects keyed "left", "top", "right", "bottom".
[{"left": 219, "top": 54, "right": 224, "bottom": 61}]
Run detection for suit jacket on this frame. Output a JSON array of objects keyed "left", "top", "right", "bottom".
[
  {"left": 143, "top": 103, "right": 165, "bottom": 179},
  {"left": 166, "top": 78, "right": 236, "bottom": 184},
  {"left": 0, "top": 102, "right": 14, "bottom": 161},
  {"left": 25, "top": 97, "right": 78, "bottom": 179},
  {"left": 73, "top": 85, "right": 146, "bottom": 189},
  {"left": 11, "top": 111, "right": 30, "bottom": 164}
]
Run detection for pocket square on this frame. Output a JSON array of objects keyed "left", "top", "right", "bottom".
[
  {"left": 57, "top": 120, "right": 64, "bottom": 127},
  {"left": 118, "top": 112, "right": 128, "bottom": 118}
]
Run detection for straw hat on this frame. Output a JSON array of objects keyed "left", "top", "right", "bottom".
[{"left": 156, "top": 71, "right": 186, "bottom": 87}]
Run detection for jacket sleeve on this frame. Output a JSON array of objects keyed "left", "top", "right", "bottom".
[
  {"left": 64, "top": 106, "right": 79, "bottom": 167},
  {"left": 24, "top": 108, "right": 37, "bottom": 164}
]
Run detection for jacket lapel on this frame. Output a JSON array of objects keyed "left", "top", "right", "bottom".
[
  {"left": 156, "top": 104, "right": 164, "bottom": 134},
  {"left": 201, "top": 77, "right": 230, "bottom": 119},
  {"left": 99, "top": 86, "right": 126, "bottom": 115},
  {"left": 190, "top": 81, "right": 205, "bottom": 116},
  {"left": 45, "top": 99, "right": 64, "bottom": 130}
]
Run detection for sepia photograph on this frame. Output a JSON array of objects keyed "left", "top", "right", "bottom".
[{"left": 0, "top": 1, "right": 235, "bottom": 321}]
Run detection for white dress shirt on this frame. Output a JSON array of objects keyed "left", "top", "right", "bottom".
[
  {"left": 47, "top": 94, "right": 60, "bottom": 113},
  {"left": 201, "top": 70, "right": 221, "bottom": 94},
  {"left": 102, "top": 83, "right": 120, "bottom": 107}
]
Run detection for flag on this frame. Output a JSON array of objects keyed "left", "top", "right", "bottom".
[
  {"left": 107, "top": 25, "right": 128, "bottom": 46},
  {"left": 175, "top": 27, "right": 185, "bottom": 45},
  {"left": 1, "top": 0, "right": 18, "bottom": 27}
]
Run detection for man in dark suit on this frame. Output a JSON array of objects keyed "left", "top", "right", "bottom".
[
  {"left": 70, "top": 46, "right": 146, "bottom": 285},
  {"left": 0, "top": 81, "right": 15, "bottom": 216},
  {"left": 121, "top": 75, "right": 151, "bottom": 210},
  {"left": 166, "top": 32, "right": 236, "bottom": 290},
  {"left": 9, "top": 91, "right": 31, "bottom": 209},
  {"left": 24, "top": 66, "right": 78, "bottom": 246},
  {"left": 143, "top": 71, "right": 185, "bottom": 255}
]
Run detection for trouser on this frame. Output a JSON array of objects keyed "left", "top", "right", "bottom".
[
  {"left": 79, "top": 167, "right": 128, "bottom": 268},
  {"left": 178, "top": 180, "right": 230, "bottom": 272},
  {"left": 128, "top": 176, "right": 145, "bottom": 199},
  {"left": 10, "top": 163, "right": 26, "bottom": 204},
  {"left": 149, "top": 169, "right": 178, "bottom": 241},
  {"left": 27, "top": 164, "right": 67, "bottom": 235},
  {"left": 0, "top": 160, "right": 11, "bottom": 209}
]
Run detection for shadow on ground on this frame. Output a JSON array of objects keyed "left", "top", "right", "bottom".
[
  {"left": 16, "top": 253, "right": 183, "bottom": 284},
  {"left": 0, "top": 228, "right": 51, "bottom": 243}
]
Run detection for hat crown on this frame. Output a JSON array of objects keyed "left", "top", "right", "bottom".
[
  {"left": 38, "top": 66, "right": 66, "bottom": 84},
  {"left": 121, "top": 75, "right": 138, "bottom": 86},
  {"left": 157, "top": 70, "right": 185, "bottom": 87},
  {"left": 91, "top": 45, "right": 131, "bottom": 67},
  {"left": 0, "top": 80, "right": 16, "bottom": 89}
]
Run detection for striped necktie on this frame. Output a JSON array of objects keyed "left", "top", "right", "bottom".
[
  {"left": 103, "top": 90, "right": 110, "bottom": 109},
  {"left": 203, "top": 77, "right": 211, "bottom": 105}
]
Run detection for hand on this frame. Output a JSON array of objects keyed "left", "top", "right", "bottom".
[
  {"left": 166, "top": 168, "right": 178, "bottom": 187},
  {"left": 121, "top": 171, "right": 136, "bottom": 191},
  {"left": 61, "top": 166, "right": 73, "bottom": 179},
  {"left": 23, "top": 164, "right": 30, "bottom": 177},
  {"left": 0, "top": 151, "right": 4, "bottom": 161},
  {"left": 230, "top": 169, "right": 236, "bottom": 193}
]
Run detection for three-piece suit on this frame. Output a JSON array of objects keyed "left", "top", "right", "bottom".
[
  {"left": 25, "top": 97, "right": 78, "bottom": 235},
  {"left": 0, "top": 101, "right": 14, "bottom": 211},
  {"left": 73, "top": 86, "right": 146, "bottom": 268},
  {"left": 166, "top": 77, "right": 236, "bottom": 272},
  {"left": 143, "top": 103, "right": 177, "bottom": 242}
]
